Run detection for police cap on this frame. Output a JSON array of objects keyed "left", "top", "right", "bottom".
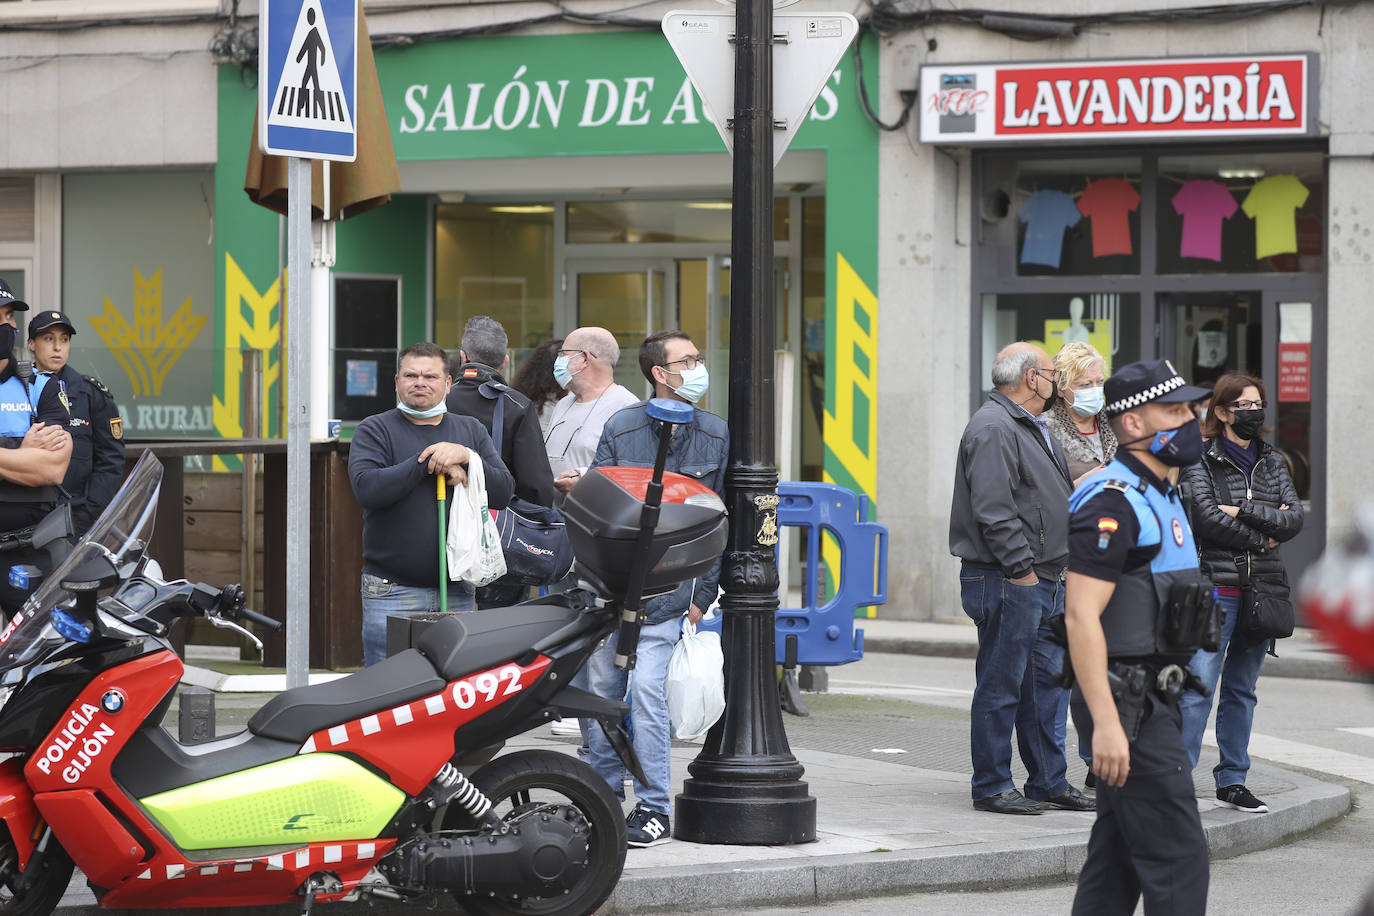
[
  {"left": 0, "top": 278, "right": 29, "bottom": 312},
  {"left": 1104, "top": 359, "right": 1212, "bottom": 417},
  {"left": 27, "top": 310, "right": 76, "bottom": 338}
]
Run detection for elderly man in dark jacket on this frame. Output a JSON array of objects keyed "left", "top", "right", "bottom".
[
  {"left": 446, "top": 316, "right": 557, "bottom": 608},
  {"left": 949, "top": 341, "right": 1093, "bottom": 815}
]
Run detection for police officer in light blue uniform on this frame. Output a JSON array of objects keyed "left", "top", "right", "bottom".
[
  {"left": 28, "top": 310, "right": 124, "bottom": 533},
  {"left": 0, "top": 279, "right": 73, "bottom": 615},
  {"left": 1064, "top": 359, "right": 1216, "bottom": 916}
]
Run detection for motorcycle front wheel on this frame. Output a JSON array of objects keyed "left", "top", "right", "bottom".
[
  {"left": 444, "top": 748, "right": 627, "bottom": 916},
  {"left": 0, "top": 828, "right": 74, "bottom": 916}
]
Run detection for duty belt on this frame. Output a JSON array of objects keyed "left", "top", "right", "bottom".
[{"left": 1108, "top": 660, "right": 1210, "bottom": 704}]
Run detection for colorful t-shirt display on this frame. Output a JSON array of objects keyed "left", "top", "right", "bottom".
[
  {"left": 1242, "top": 175, "right": 1310, "bottom": 260},
  {"left": 1172, "top": 180, "right": 1239, "bottom": 262},
  {"left": 1019, "top": 189, "right": 1082, "bottom": 269},
  {"left": 1077, "top": 177, "right": 1140, "bottom": 258}
]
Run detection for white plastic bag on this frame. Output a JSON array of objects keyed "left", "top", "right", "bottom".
[
  {"left": 665, "top": 617, "right": 725, "bottom": 740},
  {"left": 446, "top": 452, "right": 507, "bottom": 587}
]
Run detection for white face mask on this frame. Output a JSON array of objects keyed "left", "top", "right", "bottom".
[{"left": 1069, "top": 386, "right": 1105, "bottom": 418}]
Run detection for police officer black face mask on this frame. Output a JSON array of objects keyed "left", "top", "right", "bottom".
[
  {"left": 0, "top": 323, "right": 12, "bottom": 362},
  {"left": 1125, "top": 417, "right": 1204, "bottom": 467}
]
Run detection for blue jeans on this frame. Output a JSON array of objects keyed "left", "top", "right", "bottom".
[
  {"left": 1181, "top": 592, "right": 1267, "bottom": 787},
  {"left": 580, "top": 615, "right": 682, "bottom": 816},
  {"left": 360, "top": 573, "right": 476, "bottom": 666},
  {"left": 961, "top": 566, "right": 1072, "bottom": 801}
]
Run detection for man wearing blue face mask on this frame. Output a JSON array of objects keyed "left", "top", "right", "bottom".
[
  {"left": 577, "top": 329, "right": 728, "bottom": 848},
  {"left": 348, "top": 342, "right": 514, "bottom": 665},
  {"left": 544, "top": 326, "right": 639, "bottom": 502},
  {"left": 1064, "top": 358, "right": 1215, "bottom": 915}
]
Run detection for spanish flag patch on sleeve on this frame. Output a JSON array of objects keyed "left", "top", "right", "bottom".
[{"left": 1097, "top": 516, "right": 1118, "bottom": 550}]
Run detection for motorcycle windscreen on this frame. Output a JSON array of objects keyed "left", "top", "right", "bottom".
[{"left": 139, "top": 753, "right": 404, "bottom": 849}]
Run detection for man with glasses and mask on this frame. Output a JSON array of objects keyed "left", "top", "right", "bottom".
[
  {"left": 348, "top": 342, "right": 514, "bottom": 666},
  {"left": 544, "top": 326, "right": 638, "bottom": 502},
  {"left": 578, "top": 329, "right": 727, "bottom": 848},
  {"left": 950, "top": 342, "right": 1092, "bottom": 816},
  {"left": 1064, "top": 359, "right": 1214, "bottom": 915}
]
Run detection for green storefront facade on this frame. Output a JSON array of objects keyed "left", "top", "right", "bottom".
[{"left": 214, "top": 29, "right": 880, "bottom": 578}]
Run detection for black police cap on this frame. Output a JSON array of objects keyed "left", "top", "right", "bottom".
[{"left": 1103, "top": 359, "right": 1212, "bottom": 416}]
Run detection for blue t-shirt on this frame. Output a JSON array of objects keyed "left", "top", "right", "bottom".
[{"left": 1019, "top": 189, "right": 1082, "bottom": 269}]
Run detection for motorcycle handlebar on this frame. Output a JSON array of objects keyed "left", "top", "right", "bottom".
[{"left": 238, "top": 606, "right": 283, "bottom": 631}]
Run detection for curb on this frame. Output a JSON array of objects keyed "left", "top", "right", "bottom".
[
  {"left": 599, "top": 766, "right": 1350, "bottom": 913},
  {"left": 52, "top": 766, "right": 1349, "bottom": 915}
]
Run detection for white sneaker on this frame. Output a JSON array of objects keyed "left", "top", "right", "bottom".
[{"left": 549, "top": 719, "right": 581, "bottom": 737}]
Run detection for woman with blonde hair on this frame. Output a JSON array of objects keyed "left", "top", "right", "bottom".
[{"left": 1048, "top": 341, "right": 1116, "bottom": 489}]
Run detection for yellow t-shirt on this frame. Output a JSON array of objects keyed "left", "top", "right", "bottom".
[{"left": 1241, "top": 175, "right": 1309, "bottom": 260}]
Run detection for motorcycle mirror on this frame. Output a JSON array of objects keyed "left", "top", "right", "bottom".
[
  {"left": 646, "top": 397, "right": 693, "bottom": 425},
  {"left": 31, "top": 503, "right": 73, "bottom": 552},
  {"left": 60, "top": 553, "right": 120, "bottom": 594}
]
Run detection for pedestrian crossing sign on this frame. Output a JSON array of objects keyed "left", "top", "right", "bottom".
[{"left": 259, "top": 0, "right": 358, "bottom": 161}]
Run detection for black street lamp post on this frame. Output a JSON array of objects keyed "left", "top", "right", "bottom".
[{"left": 672, "top": 0, "right": 817, "bottom": 845}]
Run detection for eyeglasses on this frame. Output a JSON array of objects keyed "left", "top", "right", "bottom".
[
  {"left": 1228, "top": 399, "right": 1266, "bottom": 410},
  {"left": 557, "top": 348, "right": 592, "bottom": 360},
  {"left": 662, "top": 354, "right": 705, "bottom": 371}
]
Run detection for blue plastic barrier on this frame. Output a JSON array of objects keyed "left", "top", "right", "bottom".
[{"left": 773, "top": 482, "right": 888, "bottom": 667}]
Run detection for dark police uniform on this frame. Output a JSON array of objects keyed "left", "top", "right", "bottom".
[
  {"left": 28, "top": 310, "right": 125, "bottom": 533},
  {"left": 44, "top": 364, "right": 123, "bottom": 533},
  {"left": 0, "top": 365, "right": 72, "bottom": 614},
  {"left": 1066, "top": 360, "right": 1212, "bottom": 916}
]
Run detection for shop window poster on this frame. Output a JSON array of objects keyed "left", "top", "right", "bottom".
[
  {"left": 1077, "top": 177, "right": 1139, "bottom": 258},
  {"left": 1243, "top": 175, "right": 1309, "bottom": 260},
  {"left": 346, "top": 359, "right": 378, "bottom": 397},
  {"left": 1019, "top": 189, "right": 1081, "bottom": 269},
  {"left": 1172, "top": 179, "right": 1238, "bottom": 262}
]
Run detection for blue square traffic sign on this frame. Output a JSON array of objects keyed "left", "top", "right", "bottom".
[{"left": 259, "top": 0, "right": 358, "bottom": 161}]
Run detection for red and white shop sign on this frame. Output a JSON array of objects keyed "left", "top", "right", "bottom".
[
  {"left": 1277, "top": 342, "right": 1311, "bottom": 403},
  {"left": 918, "top": 55, "right": 1314, "bottom": 145}
]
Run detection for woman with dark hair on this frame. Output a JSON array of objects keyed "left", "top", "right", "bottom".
[
  {"left": 512, "top": 338, "right": 564, "bottom": 435},
  {"left": 1179, "top": 371, "right": 1303, "bottom": 814}
]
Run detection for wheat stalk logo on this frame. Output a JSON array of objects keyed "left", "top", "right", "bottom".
[{"left": 89, "top": 269, "right": 206, "bottom": 397}]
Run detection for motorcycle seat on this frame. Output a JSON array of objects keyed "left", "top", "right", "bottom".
[
  {"left": 246, "top": 648, "right": 447, "bottom": 744},
  {"left": 415, "top": 598, "right": 584, "bottom": 682}
]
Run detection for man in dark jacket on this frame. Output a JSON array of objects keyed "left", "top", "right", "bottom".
[
  {"left": 349, "top": 342, "right": 514, "bottom": 665},
  {"left": 949, "top": 341, "right": 1092, "bottom": 815},
  {"left": 27, "top": 310, "right": 124, "bottom": 533},
  {"left": 580, "top": 329, "right": 727, "bottom": 849},
  {"left": 446, "top": 317, "right": 557, "bottom": 608}
]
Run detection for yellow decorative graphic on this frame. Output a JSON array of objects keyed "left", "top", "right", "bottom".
[
  {"left": 212, "top": 254, "right": 282, "bottom": 471},
  {"left": 823, "top": 253, "right": 878, "bottom": 617},
  {"left": 88, "top": 269, "right": 206, "bottom": 397}
]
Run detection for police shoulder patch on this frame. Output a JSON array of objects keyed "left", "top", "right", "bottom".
[
  {"left": 109, "top": 417, "right": 123, "bottom": 440},
  {"left": 1100, "top": 479, "right": 1131, "bottom": 493},
  {"left": 85, "top": 375, "right": 110, "bottom": 395}
]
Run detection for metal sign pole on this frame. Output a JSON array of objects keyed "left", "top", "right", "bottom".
[{"left": 286, "top": 155, "right": 312, "bottom": 690}]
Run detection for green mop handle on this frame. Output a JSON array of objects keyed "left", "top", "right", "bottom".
[{"left": 437, "top": 474, "right": 447, "bottom": 611}]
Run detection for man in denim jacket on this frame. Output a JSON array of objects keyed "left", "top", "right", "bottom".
[{"left": 579, "top": 330, "right": 728, "bottom": 848}]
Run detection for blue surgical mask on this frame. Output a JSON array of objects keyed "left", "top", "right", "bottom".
[
  {"left": 670, "top": 364, "right": 709, "bottom": 404},
  {"left": 553, "top": 354, "right": 579, "bottom": 390},
  {"left": 397, "top": 401, "right": 447, "bottom": 420},
  {"left": 1070, "top": 386, "right": 1105, "bottom": 417}
]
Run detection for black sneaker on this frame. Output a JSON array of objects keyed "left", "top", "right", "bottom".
[
  {"left": 626, "top": 805, "right": 672, "bottom": 847},
  {"left": 1216, "top": 784, "right": 1268, "bottom": 814}
]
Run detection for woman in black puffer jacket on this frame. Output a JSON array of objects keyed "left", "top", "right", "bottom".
[{"left": 1179, "top": 372, "right": 1303, "bottom": 815}]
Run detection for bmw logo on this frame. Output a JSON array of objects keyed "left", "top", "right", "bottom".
[{"left": 101, "top": 690, "right": 126, "bottom": 714}]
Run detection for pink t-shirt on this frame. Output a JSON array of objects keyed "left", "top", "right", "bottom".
[{"left": 1172, "top": 180, "right": 1239, "bottom": 262}]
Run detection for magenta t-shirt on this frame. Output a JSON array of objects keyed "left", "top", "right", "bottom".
[{"left": 1172, "top": 180, "right": 1238, "bottom": 262}]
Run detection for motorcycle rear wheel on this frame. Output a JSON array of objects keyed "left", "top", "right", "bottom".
[
  {"left": 445, "top": 749, "right": 627, "bottom": 916},
  {"left": 0, "top": 829, "right": 74, "bottom": 916}
]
